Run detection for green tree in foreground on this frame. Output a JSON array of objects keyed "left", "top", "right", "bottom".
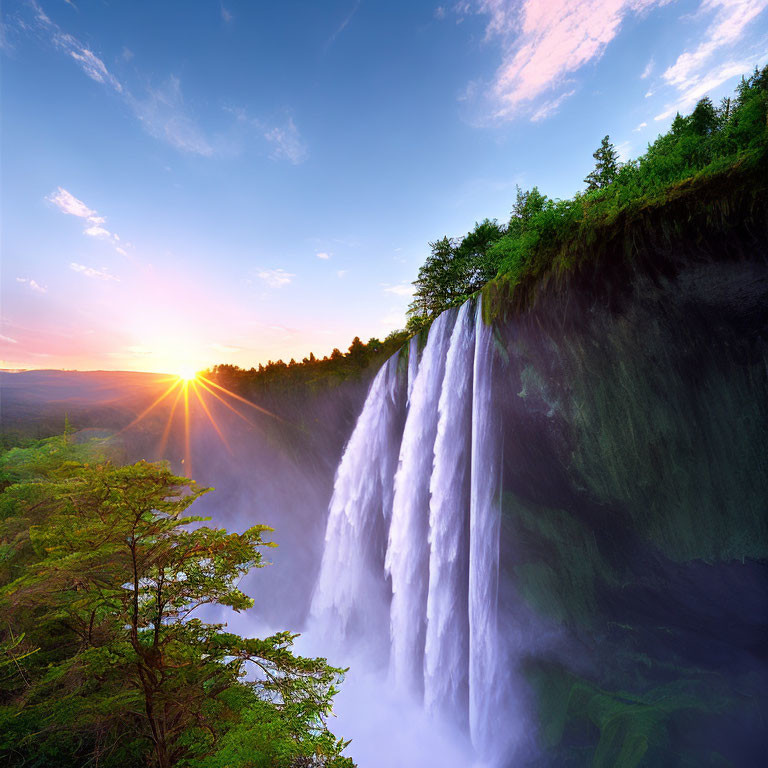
[{"left": 0, "top": 441, "right": 353, "bottom": 768}]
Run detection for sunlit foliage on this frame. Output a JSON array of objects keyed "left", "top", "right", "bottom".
[{"left": 0, "top": 438, "right": 353, "bottom": 768}]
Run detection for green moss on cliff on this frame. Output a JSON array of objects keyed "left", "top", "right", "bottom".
[
  {"left": 525, "top": 661, "right": 730, "bottom": 768},
  {"left": 481, "top": 147, "right": 768, "bottom": 325},
  {"left": 503, "top": 493, "right": 618, "bottom": 628},
  {"left": 498, "top": 275, "right": 768, "bottom": 564}
]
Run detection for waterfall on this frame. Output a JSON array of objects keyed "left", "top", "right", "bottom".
[
  {"left": 423, "top": 300, "right": 475, "bottom": 721},
  {"left": 386, "top": 308, "right": 456, "bottom": 695},
  {"left": 406, "top": 334, "right": 420, "bottom": 404},
  {"left": 469, "top": 301, "right": 502, "bottom": 756},
  {"left": 309, "top": 354, "right": 405, "bottom": 651},
  {"left": 311, "top": 297, "right": 504, "bottom": 760}
]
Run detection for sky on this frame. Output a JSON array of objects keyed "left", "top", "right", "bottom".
[{"left": 1, "top": 0, "right": 767, "bottom": 373}]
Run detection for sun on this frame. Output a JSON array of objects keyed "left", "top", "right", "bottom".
[
  {"left": 175, "top": 365, "right": 199, "bottom": 382},
  {"left": 120, "top": 363, "right": 281, "bottom": 477}
]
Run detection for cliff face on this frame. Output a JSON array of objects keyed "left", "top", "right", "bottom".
[
  {"left": 303, "top": 229, "right": 767, "bottom": 765},
  {"left": 487, "top": 254, "right": 768, "bottom": 765}
]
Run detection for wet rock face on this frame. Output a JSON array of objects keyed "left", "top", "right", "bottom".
[{"left": 491, "top": 259, "right": 768, "bottom": 766}]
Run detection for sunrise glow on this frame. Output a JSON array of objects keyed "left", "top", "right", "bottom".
[{"left": 175, "top": 366, "right": 199, "bottom": 382}]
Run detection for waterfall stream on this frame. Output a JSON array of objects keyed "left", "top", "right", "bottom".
[
  {"left": 423, "top": 301, "right": 474, "bottom": 721},
  {"left": 310, "top": 297, "right": 504, "bottom": 760},
  {"left": 310, "top": 353, "right": 405, "bottom": 654},
  {"left": 386, "top": 308, "right": 457, "bottom": 695}
]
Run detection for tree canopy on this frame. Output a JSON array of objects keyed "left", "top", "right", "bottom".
[{"left": 0, "top": 436, "right": 353, "bottom": 768}]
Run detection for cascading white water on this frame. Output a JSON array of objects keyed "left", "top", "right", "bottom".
[
  {"left": 309, "top": 354, "right": 405, "bottom": 652},
  {"left": 468, "top": 300, "right": 502, "bottom": 757},
  {"left": 423, "top": 300, "right": 475, "bottom": 721},
  {"left": 406, "top": 334, "right": 420, "bottom": 404},
  {"left": 386, "top": 308, "right": 457, "bottom": 695},
  {"left": 310, "top": 297, "right": 504, "bottom": 762}
]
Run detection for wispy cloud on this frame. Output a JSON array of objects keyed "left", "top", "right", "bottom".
[
  {"left": 47, "top": 187, "right": 126, "bottom": 252},
  {"left": 434, "top": 6, "right": 447, "bottom": 20},
  {"left": 325, "top": 1, "right": 361, "bottom": 50},
  {"left": 127, "top": 76, "right": 214, "bottom": 157},
  {"left": 530, "top": 89, "right": 575, "bottom": 122},
  {"left": 69, "top": 262, "right": 120, "bottom": 281},
  {"left": 21, "top": 3, "right": 309, "bottom": 163},
  {"left": 53, "top": 32, "right": 123, "bottom": 92},
  {"left": 16, "top": 277, "right": 47, "bottom": 293},
  {"left": 655, "top": 58, "right": 754, "bottom": 120},
  {"left": 264, "top": 117, "right": 308, "bottom": 164},
  {"left": 47, "top": 187, "right": 104, "bottom": 222},
  {"left": 462, "top": 0, "right": 766, "bottom": 122},
  {"left": 0, "top": 334, "right": 19, "bottom": 344},
  {"left": 475, "top": 0, "right": 668, "bottom": 120},
  {"left": 316, "top": 251, "right": 331, "bottom": 260},
  {"left": 212, "top": 342, "right": 243, "bottom": 353},
  {"left": 337, "top": 269, "right": 348, "bottom": 278},
  {"left": 23, "top": 3, "right": 216, "bottom": 157},
  {"left": 84, "top": 225, "right": 111, "bottom": 238},
  {"left": 257, "top": 268, "right": 295, "bottom": 287},
  {"left": 662, "top": 0, "right": 767, "bottom": 89},
  {"left": 27, "top": 2, "right": 122, "bottom": 92},
  {"left": 615, "top": 139, "right": 631, "bottom": 161},
  {"left": 633, "top": 121, "right": 648, "bottom": 131},
  {"left": 641, "top": 57, "right": 654, "bottom": 79},
  {"left": 654, "top": 0, "right": 768, "bottom": 119},
  {"left": 382, "top": 282, "right": 414, "bottom": 297}
]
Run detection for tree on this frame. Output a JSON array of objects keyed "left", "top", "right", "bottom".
[
  {"left": 718, "top": 96, "right": 732, "bottom": 126},
  {"left": 584, "top": 135, "right": 620, "bottom": 191},
  {"left": 453, "top": 218, "right": 506, "bottom": 292},
  {"left": 508, "top": 186, "right": 548, "bottom": 234},
  {"left": 0, "top": 456, "right": 352, "bottom": 768},
  {"left": 689, "top": 96, "right": 718, "bottom": 135},
  {"left": 347, "top": 336, "right": 366, "bottom": 361},
  {"left": 408, "top": 235, "right": 459, "bottom": 320}
]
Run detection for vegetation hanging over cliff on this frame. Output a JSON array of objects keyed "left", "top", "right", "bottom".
[{"left": 408, "top": 66, "right": 768, "bottom": 327}]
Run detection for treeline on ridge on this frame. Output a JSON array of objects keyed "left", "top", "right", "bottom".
[{"left": 207, "top": 331, "right": 408, "bottom": 395}]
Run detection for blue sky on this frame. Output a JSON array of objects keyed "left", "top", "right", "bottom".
[{"left": 2, "top": 0, "right": 767, "bottom": 372}]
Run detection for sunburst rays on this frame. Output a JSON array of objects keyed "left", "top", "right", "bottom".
[{"left": 120, "top": 371, "right": 279, "bottom": 476}]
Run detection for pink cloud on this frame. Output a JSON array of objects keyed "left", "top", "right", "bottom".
[
  {"left": 662, "top": 0, "right": 768, "bottom": 89},
  {"left": 480, "top": 0, "right": 664, "bottom": 118}
]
